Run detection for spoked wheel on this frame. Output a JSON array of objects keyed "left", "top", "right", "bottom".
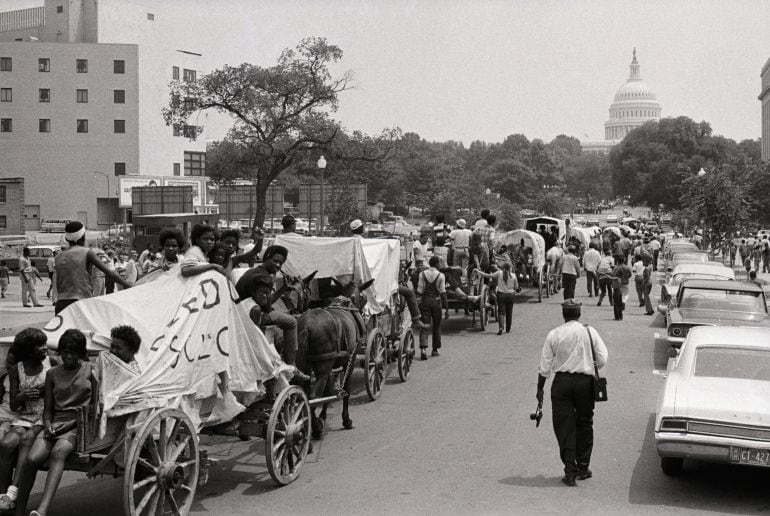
[
  {"left": 124, "top": 409, "right": 199, "bottom": 516},
  {"left": 365, "top": 328, "right": 386, "bottom": 400},
  {"left": 266, "top": 385, "right": 311, "bottom": 485},
  {"left": 479, "top": 284, "right": 488, "bottom": 331},
  {"left": 397, "top": 328, "right": 415, "bottom": 381},
  {"left": 545, "top": 270, "right": 551, "bottom": 298}
]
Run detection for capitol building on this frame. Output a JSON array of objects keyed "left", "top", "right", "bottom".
[{"left": 582, "top": 49, "right": 662, "bottom": 155}]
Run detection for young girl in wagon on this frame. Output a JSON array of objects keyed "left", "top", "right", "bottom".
[
  {"left": 0, "top": 329, "right": 57, "bottom": 512},
  {"left": 15, "top": 329, "right": 93, "bottom": 516}
]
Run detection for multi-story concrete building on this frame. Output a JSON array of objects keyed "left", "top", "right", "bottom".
[
  {"left": 582, "top": 49, "right": 662, "bottom": 155},
  {"left": 0, "top": 177, "right": 25, "bottom": 235},
  {"left": 760, "top": 56, "right": 770, "bottom": 162},
  {"left": 0, "top": 0, "right": 205, "bottom": 229}
]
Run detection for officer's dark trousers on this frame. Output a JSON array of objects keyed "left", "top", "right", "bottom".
[{"left": 551, "top": 372, "right": 595, "bottom": 477}]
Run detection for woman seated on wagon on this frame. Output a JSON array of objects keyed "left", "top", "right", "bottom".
[
  {"left": 15, "top": 329, "right": 94, "bottom": 516},
  {"left": 0, "top": 329, "right": 58, "bottom": 512}
]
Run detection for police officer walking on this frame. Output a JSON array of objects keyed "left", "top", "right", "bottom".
[{"left": 536, "top": 300, "right": 608, "bottom": 486}]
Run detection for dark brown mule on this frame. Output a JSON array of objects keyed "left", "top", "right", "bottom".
[{"left": 296, "top": 278, "right": 374, "bottom": 438}]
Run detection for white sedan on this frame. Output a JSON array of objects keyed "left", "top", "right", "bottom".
[{"left": 655, "top": 326, "right": 770, "bottom": 475}]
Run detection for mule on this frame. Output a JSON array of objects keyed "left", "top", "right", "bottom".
[{"left": 296, "top": 277, "right": 374, "bottom": 439}]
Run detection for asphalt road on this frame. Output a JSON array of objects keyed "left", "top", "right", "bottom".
[
  {"left": 4, "top": 211, "right": 770, "bottom": 515},
  {"left": 8, "top": 267, "right": 770, "bottom": 515}
]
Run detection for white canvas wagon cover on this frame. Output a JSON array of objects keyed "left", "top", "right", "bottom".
[
  {"left": 42, "top": 270, "right": 291, "bottom": 423},
  {"left": 275, "top": 235, "right": 400, "bottom": 315}
]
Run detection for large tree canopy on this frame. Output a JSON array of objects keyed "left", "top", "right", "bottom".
[{"left": 164, "top": 37, "right": 351, "bottom": 226}]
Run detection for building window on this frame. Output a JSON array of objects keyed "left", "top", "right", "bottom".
[
  {"left": 114, "top": 90, "right": 125, "bottom": 103},
  {"left": 114, "top": 120, "right": 125, "bottom": 133},
  {"left": 0, "top": 58, "right": 11, "bottom": 71},
  {"left": 76, "top": 89, "right": 88, "bottom": 103},
  {"left": 39, "top": 119, "right": 50, "bottom": 133},
  {"left": 182, "top": 125, "right": 197, "bottom": 138},
  {"left": 0, "top": 88, "right": 10, "bottom": 102},
  {"left": 76, "top": 59, "right": 88, "bottom": 73},
  {"left": 172, "top": 66, "right": 179, "bottom": 80},
  {"left": 182, "top": 69, "right": 196, "bottom": 82},
  {"left": 172, "top": 124, "right": 180, "bottom": 137},
  {"left": 0, "top": 119, "right": 11, "bottom": 132},
  {"left": 113, "top": 60, "right": 125, "bottom": 74},
  {"left": 0, "top": 216, "right": 6, "bottom": 229},
  {"left": 184, "top": 151, "right": 206, "bottom": 176},
  {"left": 0, "top": 186, "right": 5, "bottom": 203},
  {"left": 147, "top": 12, "right": 155, "bottom": 20},
  {"left": 38, "top": 58, "right": 50, "bottom": 72},
  {"left": 39, "top": 89, "right": 50, "bottom": 102},
  {"left": 173, "top": 163, "right": 180, "bottom": 176},
  {"left": 114, "top": 162, "right": 126, "bottom": 176},
  {"left": 77, "top": 119, "right": 88, "bottom": 133},
  {"left": 56, "top": 5, "right": 63, "bottom": 13}
]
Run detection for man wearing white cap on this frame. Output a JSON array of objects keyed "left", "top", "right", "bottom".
[
  {"left": 54, "top": 221, "right": 130, "bottom": 314},
  {"left": 449, "top": 219, "right": 473, "bottom": 275},
  {"left": 350, "top": 219, "right": 365, "bottom": 236}
]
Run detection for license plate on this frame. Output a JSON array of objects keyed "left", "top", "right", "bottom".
[{"left": 731, "top": 447, "right": 770, "bottom": 466}]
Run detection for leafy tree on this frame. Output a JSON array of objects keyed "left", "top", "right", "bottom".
[
  {"left": 681, "top": 167, "right": 750, "bottom": 248},
  {"left": 495, "top": 201, "right": 523, "bottom": 231},
  {"left": 327, "top": 179, "right": 368, "bottom": 235},
  {"left": 164, "top": 37, "right": 351, "bottom": 227}
]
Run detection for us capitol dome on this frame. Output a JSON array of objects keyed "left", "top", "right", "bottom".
[{"left": 582, "top": 49, "right": 662, "bottom": 154}]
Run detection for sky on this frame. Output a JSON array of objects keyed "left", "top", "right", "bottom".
[{"left": 5, "top": 0, "right": 770, "bottom": 145}]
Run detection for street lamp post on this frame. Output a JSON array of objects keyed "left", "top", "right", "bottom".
[{"left": 317, "top": 155, "right": 327, "bottom": 236}]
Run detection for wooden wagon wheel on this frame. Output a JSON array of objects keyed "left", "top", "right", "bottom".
[
  {"left": 479, "top": 283, "right": 488, "bottom": 331},
  {"left": 364, "top": 328, "right": 386, "bottom": 400},
  {"left": 123, "top": 408, "right": 199, "bottom": 516},
  {"left": 545, "top": 265, "right": 551, "bottom": 299},
  {"left": 397, "top": 328, "right": 415, "bottom": 382},
  {"left": 265, "top": 385, "right": 311, "bottom": 485}
]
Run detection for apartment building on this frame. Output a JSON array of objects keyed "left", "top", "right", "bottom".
[{"left": 0, "top": 0, "right": 205, "bottom": 229}]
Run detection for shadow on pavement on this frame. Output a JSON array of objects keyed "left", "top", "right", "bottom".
[
  {"left": 628, "top": 414, "right": 770, "bottom": 513},
  {"left": 498, "top": 474, "right": 563, "bottom": 488}
]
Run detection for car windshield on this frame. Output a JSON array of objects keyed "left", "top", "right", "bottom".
[
  {"left": 679, "top": 288, "right": 767, "bottom": 313},
  {"left": 672, "top": 273, "right": 730, "bottom": 285},
  {"left": 694, "top": 347, "right": 770, "bottom": 381}
]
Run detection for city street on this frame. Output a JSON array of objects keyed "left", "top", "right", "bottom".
[{"left": 4, "top": 263, "right": 770, "bottom": 515}]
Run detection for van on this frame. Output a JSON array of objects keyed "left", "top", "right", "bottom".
[{"left": 40, "top": 218, "right": 70, "bottom": 233}]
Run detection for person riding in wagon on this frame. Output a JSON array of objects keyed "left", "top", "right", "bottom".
[{"left": 235, "top": 245, "right": 311, "bottom": 382}]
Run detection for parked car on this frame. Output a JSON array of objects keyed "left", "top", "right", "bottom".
[
  {"left": 20, "top": 245, "right": 61, "bottom": 274},
  {"left": 658, "top": 263, "right": 734, "bottom": 316},
  {"left": 654, "top": 280, "right": 769, "bottom": 348},
  {"left": 655, "top": 326, "right": 770, "bottom": 476},
  {"left": 667, "top": 251, "right": 709, "bottom": 272},
  {"left": 645, "top": 220, "right": 660, "bottom": 231},
  {"left": 605, "top": 214, "right": 619, "bottom": 224}
]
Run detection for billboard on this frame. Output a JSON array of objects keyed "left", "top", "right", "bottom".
[
  {"left": 298, "top": 183, "right": 367, "bottom": 221},
  {"left": 165, "top": 179, "right": 203, "bottom": 207},
  {"left": 118, "top": 176, "right": 207, "bottom": 208},
  {"left": 217, "top": 184, "right": 284, "bottom": 223}
]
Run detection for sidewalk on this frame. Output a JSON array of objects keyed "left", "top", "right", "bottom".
[{"left": 0, "top": 275, "right": 55, "bottom": 337}]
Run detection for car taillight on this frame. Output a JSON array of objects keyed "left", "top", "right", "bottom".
[{"left": 660, "top": 418, "right": 688, "bottom": 431}]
